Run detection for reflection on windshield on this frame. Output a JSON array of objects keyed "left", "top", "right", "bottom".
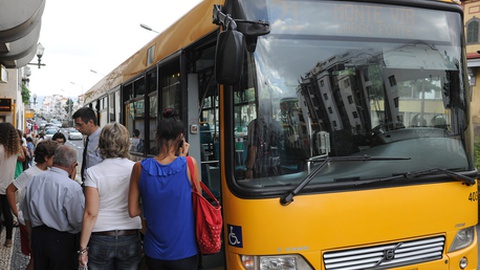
[{"left": 233, "top": 1, "right": 468, "bottom": 188}]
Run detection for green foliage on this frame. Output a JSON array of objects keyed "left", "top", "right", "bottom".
[
  {"left": 64, "top": 98, "right": 74, "bottom": 114},
  {"left": 21, "top": 84, "right": 31, "bottom": 104},
  {"left": 475, "top": 141, "right": 480, "bottom": 170}
]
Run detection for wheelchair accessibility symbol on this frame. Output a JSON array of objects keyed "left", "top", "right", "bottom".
[{"left": 228, "top": 225, "right": 243, "bottom": 248}]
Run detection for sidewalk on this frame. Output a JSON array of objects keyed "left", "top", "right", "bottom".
[{"left": 1, "top": 227, "right": 29, "bottom": 269}]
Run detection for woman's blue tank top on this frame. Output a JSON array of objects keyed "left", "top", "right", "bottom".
[{"left": 139, "top": 156, "right": 198, "bottom": 260}]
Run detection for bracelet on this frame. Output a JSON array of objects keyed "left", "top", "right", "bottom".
[
  {"left": 246, "top": 167, "right": 253, "bottom": 171},
  {"left": 77, "top": 247, "right": 88, "bottom": 254}
]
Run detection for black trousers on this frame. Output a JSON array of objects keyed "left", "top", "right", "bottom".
[
  {"left": 32, "top": 225, "right": 77, "bottom": 270},
  {"left": 0, "top": 194, "right": 13, "bottom": 240},
  {"left": 145, "top": 254, "right": 199, "bottom": 270}
]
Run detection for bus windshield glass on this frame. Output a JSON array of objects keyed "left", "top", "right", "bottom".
[{"left": 233, "top": 0, "right": 469, "bottom": 189}]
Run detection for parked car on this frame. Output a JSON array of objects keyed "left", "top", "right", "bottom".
[
  {"left": 51, "top": 119, "right": 62, "bottom": 128},
  {"left": 44, "top": 128, "right": 58, "bottom": 139},
  {"left": 68, "top": 130, "right": 83, "bottom": 140},
  {"left": 39, "top": 120, "right": 47, "bottom": 128},
  {"left": 44, "top": 123, "right": 59, "bottom": 132}
]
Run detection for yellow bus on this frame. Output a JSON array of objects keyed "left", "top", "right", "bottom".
[{"left": 84, "top": 0, "right": 478, "bottom": 269}]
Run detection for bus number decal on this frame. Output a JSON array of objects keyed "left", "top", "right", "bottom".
[{"left": 468, "top": 191, "right": 478, "bottom": 202}]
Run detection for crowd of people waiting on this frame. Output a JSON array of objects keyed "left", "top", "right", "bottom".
[{"left": 0, "top": 107, "right": 201, "bottom": 270}]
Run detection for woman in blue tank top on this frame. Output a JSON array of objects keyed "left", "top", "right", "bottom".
[{"left": 129, "top": 108, "right": 201, "bottom": 270}]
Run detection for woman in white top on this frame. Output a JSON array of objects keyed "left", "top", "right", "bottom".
[
  {"left": 0, "top": 122, "right": 22, "bottom": 248},
  {"left": 78, "top": 122, "right": 142, "bottom": 270}
]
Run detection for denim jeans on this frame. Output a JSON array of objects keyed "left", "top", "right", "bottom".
[{"left": 87, "top": 233, "right": 142, "bottom": 270}]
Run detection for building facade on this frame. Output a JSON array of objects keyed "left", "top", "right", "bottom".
[
  {"left": 0, "top": 68, "right": 29, "bottom": 129},
  {"left": 464, "top": 0, "right": 480, "bottom": 136}
]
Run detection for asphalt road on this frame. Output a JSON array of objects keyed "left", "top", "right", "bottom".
[
  {"left": 477, "top": 224, "right": 480, "bottom": 270},
  {"left": 61, "top": 128, "right": 84, "bottom": 183}
]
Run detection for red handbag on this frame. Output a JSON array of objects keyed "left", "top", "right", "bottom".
[{"left": 186, "top": 156, "right": 223, "bottom": 254}]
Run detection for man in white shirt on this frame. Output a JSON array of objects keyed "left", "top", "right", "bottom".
[{"left": 72, "top": 107, "right": 103, "bottom": 185}]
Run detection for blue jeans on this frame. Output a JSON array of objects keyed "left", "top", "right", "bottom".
[{"left": 87, "top": 233, "right": 142, "bottom": 270}]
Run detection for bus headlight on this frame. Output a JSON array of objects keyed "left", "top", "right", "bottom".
[
  {"left": 241, "top": 254, "right": 313, "bottom": 270},
  {"left": 449, "top": 226, "right": 475, "bottom": 252}
]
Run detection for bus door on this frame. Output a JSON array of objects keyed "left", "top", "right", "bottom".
[
  {"left": 124, "top": 71, "right": 155, "bottom": 160},
  {"left": 185, "top": 36, "right": 224, "bottom": 269},
  {"left": 189, "top": 42, "right": 221, "bottom": 195},
  {"left": 108, "top": 86, "right": 121, "bottom": 124},
  {"left": 98, "top": 95, "right": 108, "bottom": 128},
  {"left": 124, "top": 78, "right": 146, "bottom": 159}
]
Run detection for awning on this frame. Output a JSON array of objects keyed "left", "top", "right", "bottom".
[
  {"left": 0, "top": 0, "right": 45, "bottom": 68},
  {"left": 467, "top": 58, "right": 480, "bottom": 68}
]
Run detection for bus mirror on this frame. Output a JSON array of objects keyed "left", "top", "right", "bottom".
[
  {"left": 243, "top": 21, "right": 270, "bottom": 37},
  {"left": 215, "top": 29, "right": 245, "bottom": 85}
]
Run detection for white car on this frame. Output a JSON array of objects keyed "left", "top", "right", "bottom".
[
  {"left": 51, "top": 120, "right": 63, "bottom": 128},
  {"left": 44, "top": 124, "right": 59, "bottom": 132},
  {"left": 39, "top": 120, "right": 47, "bottom": 128},
  {"left": 68, "top": 130, "right": 83, "bottom": 140},
  {"left": 44, "top": 128, "right": 58, "bottom": 139}
]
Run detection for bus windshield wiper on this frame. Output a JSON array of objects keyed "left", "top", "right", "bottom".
[
  {"left": 355, "top": 168, "right": 476, "bottom": 187},
  {"left": 279, "top": 155, "right": 411, "bottom": 206}
]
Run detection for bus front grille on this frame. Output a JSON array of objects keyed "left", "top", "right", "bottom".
[{"left": 323, "top": 235, "right": 445, "bottom": 270}]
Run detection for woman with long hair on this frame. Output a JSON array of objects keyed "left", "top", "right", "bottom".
[
  {"left": 78, "top": 122, "right": 142, "bottom": 269},
  {"left": 128, "top": 108, "right": 201, "bottom": 270},
  {"left": 0, "top": 122, "right": 22, "bottom": 247}
]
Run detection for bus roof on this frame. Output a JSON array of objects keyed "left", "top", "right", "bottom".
[{"left": 84, "top": 0, "right": 222, "bottom": 103}]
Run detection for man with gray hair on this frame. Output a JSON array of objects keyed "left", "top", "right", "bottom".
[{"left": 22, "top": 145, "right": 85, "bottom": 270}]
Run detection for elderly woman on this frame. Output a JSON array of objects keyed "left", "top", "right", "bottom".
[{"left": 78, "top": 122, "right": 142, "bottom": 270}]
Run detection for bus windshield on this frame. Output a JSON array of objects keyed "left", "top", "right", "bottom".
[{"left": 233, "top": 0, "right": 469, "bottom": 189}]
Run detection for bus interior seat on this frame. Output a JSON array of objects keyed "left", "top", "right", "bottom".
[
  {"left": 199, "top": 122, "right": 216, "bottom": 193},
  {"left": 431, "top": 116, "right": 447, "bottom": 129},
  {"left": 410, "top": 114, "right": 427, "bottom": 127},
  {"left": 200, "top": 123, "right": 214, "bottom": 158}
]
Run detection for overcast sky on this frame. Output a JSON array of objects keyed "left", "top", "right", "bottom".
[{"left": 28, "top": 0, "right": 202, "bottom": 99}]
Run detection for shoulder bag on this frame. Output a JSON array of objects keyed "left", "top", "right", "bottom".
[{"left": 186, "top": 156, "right": 223, "bottom": 254}]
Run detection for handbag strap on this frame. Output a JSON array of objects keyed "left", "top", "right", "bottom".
[
  {"left": 186, "top": 156, "right": 221, "bottom": 207},
  {"left": 186, "top": 156, "right": 200, "bottom": 192}
]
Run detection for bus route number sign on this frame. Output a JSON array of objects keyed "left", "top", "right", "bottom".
[{"left": 468, "top": 191, "right": 478, "bottom": 202}]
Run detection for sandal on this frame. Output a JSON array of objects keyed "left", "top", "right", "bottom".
[{"left": 4, "top": 239, "right": 12, "bottom": 248}]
